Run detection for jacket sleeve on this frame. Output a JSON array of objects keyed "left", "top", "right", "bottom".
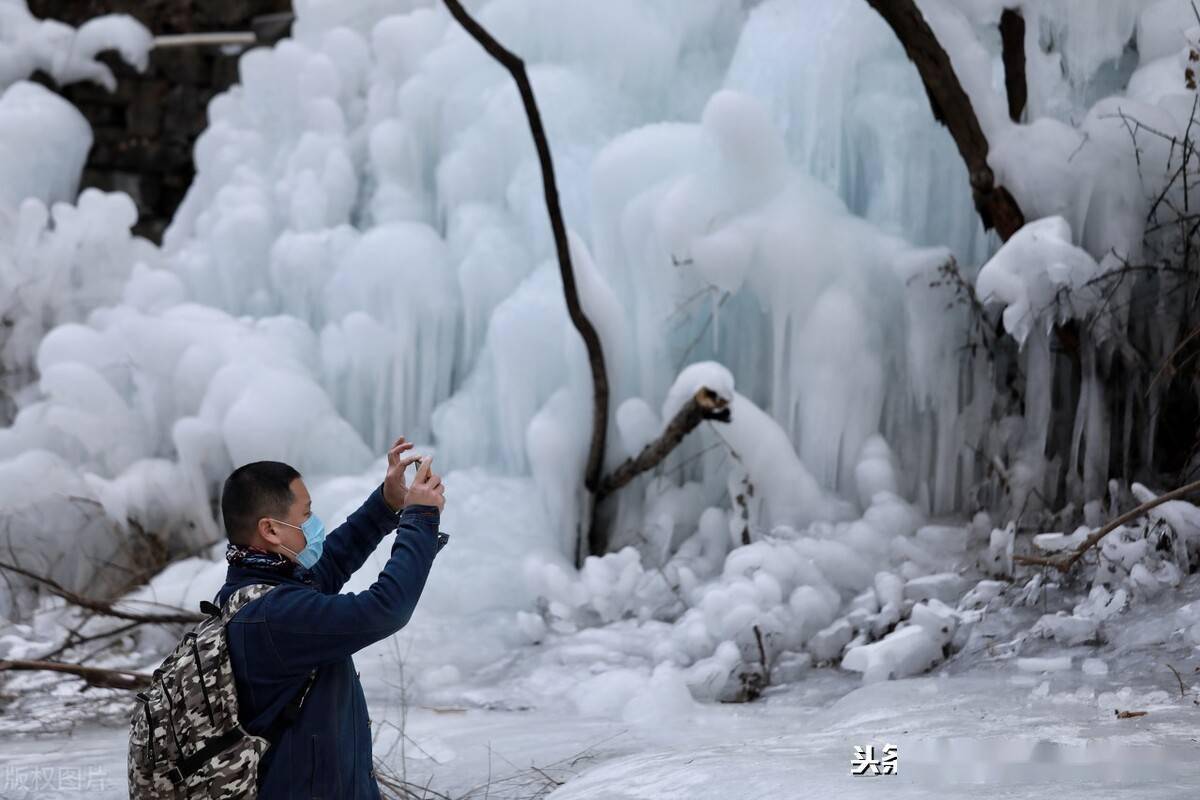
[
  {"left": 307, "top": 483, "right": 401, "bottom": 594},
  {"left": 261, "top": 504, "right": 442, "bottom": 674}
]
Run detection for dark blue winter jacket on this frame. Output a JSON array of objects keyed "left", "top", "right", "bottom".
[{"left": 214, "top": 483, "right": 444, "bottom": 799}]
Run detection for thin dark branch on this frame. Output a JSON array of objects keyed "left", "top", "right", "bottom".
[
  {"left": 441, "top": 0, "right": 611, "bottom": 565},
  {"left": 1000, "top": 8, "right": 1027, "bottom": 122},
  {"left": 38, "top": 619, "right": 143, "bottom": 662}
]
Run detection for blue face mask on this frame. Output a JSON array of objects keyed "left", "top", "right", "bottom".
[{"left": 270, "top": 514, "right": 326, "bottom": 569}]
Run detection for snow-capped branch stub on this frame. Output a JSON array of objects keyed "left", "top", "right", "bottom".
[
  {"left": 974, "top": 216, "right": 1104, "bottom": 346},
  {"left": 660, "top": 362, "right": 734, "bottom": 423}
]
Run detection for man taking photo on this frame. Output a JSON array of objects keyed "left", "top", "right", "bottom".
[{"left": 215, "top": 435, "right": 445, "bottom": 798}]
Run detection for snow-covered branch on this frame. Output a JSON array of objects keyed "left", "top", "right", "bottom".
[
  {"left": 595, "top": 387, "right": 731, "bottom": 504},
  {"left": 1014, "top": 478, "right": 1200, "bottom": 573}
]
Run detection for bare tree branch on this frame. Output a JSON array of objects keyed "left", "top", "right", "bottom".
[
  {"left": 0, "top": 658, "right": 151, "bottom": 690},
  {"left": 441, "top": 0, "right": 611, "bottom": 506},
  {"left": 1000, "top": 7, "right": 1027, "bottom": 122},
  {"left": 1013, "top": 477, "right": 1200, "bottom": 572},
  {"left": 0, "top": 559, "right": 203, "bottom": 624},
  {"left": 594, "top": 387, "right": 732, "bottom": 504},
  {"left": 864, "top": 0, "right": 1025, "bottom": 239}
]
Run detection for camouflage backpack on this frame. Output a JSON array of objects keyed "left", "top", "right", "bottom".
[{"left": 127, "top": 583, "right": 317, "bottom": 799}]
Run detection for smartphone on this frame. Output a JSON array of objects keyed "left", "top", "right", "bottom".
[{"left": 416, "top": 456, "right": 433, "bottom": 483}]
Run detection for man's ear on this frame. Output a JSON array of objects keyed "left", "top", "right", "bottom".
[{"left": 258, "top": 517, "right": 283, "bottom": 546}]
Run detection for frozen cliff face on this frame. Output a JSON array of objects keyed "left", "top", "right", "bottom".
[{"left": 1, "top": 0, "right": 1197, "bottom": 628}]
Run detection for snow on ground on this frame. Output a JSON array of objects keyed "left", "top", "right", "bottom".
[
  {"left": 2, "top": 487, "right": 1198, "bottom": 797},
  {"left": 3, "top": 622, "right": 1198, "bottom": 799}
]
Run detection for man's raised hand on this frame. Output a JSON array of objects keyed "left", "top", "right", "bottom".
[
  {"left": 382, "top": 436, "right": 420, "bottom": 512},
  {"left": 405, "top": 456, "right": 445, "bottom": 513}
]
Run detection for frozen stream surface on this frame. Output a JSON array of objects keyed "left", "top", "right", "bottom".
[{"left": 3, "top": 659, "right": 1198, "bottom": 798}]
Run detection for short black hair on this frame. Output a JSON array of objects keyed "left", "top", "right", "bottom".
[{"left": 221, "top": 461, "right": 302, "bottom": 545}]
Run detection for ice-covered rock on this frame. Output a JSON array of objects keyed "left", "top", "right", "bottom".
[
  {"left": 1074, "top": 585, "right": 1128, "bottom": 621},
  {"left": 874, "top": 570, "right": 904, "bottom": 609},
  {"left": 807, "top": 618, "right": 854, "bottom": 663},
  {"left": 909, "top": 598, "right": 958, "bottom": 645},
  {"left": 769, "top": 650, "right": 812, "bottom": 684},
  {"left": 841, "top": 624, "right": 942, "bottom": 683},
  {"left": 1032, "top": 526, "right": 1089, "bottom": 553},
  {"left": 984, "top": 524, "right": 1015, "bottom": 577},
  {"left": 903, "top": 572, "right": 968, "bottom": 605},
  {"left": 1016, "top": 656, "right": 1073, "bottom": 673},
  {"left": 1031, "top": 612, "right": 1100, "bottom": 646},
  {"left": 957, "top": 579, "right": 1007, "bottom": 610},
  {"left": 915, "top": 525, "right": 969, "bottom": 554}
]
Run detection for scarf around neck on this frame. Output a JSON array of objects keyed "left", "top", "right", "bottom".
[{"left": 225, "top": 542, "right": 299, "bottom": 578}]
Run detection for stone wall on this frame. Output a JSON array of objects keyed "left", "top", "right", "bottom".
[{"left": 27, "top": 1, "right": 293, "bottom": 242}]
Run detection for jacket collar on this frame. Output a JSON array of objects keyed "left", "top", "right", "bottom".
[{"left": 216, "top": 562, "right": 315, "bottom": 605}]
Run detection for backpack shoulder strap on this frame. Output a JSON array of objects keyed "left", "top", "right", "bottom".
[
  {"left": 215, "top": 581, "right": 318, "bottom": 744},
  {"left": 220, "top": 583, "right": 277, "bottom": 621}
]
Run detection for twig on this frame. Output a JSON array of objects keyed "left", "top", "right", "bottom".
[
  {"left": 1167, "top": 663, "right": 1189, "bottom": 698},
  {"left": 1146, "top": 323, "right": 1200, "bottom": 396},
  {"left": 0, "top": 560, "right": 203, "bottom": 624},
  {"left": 38, "top": 619, "right": 142, "bottom": 662}
]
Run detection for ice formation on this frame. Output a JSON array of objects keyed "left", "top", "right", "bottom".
[
  {"left": 0, "top": 2, "right": 152, "bottom": 90},
  {"left": 3, "top": 0, "right": 1200, "bottom": 709}
]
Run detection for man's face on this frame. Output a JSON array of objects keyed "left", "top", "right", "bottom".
[{"left": 261, "top": 477, "right": 313, "bottom": 558}]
